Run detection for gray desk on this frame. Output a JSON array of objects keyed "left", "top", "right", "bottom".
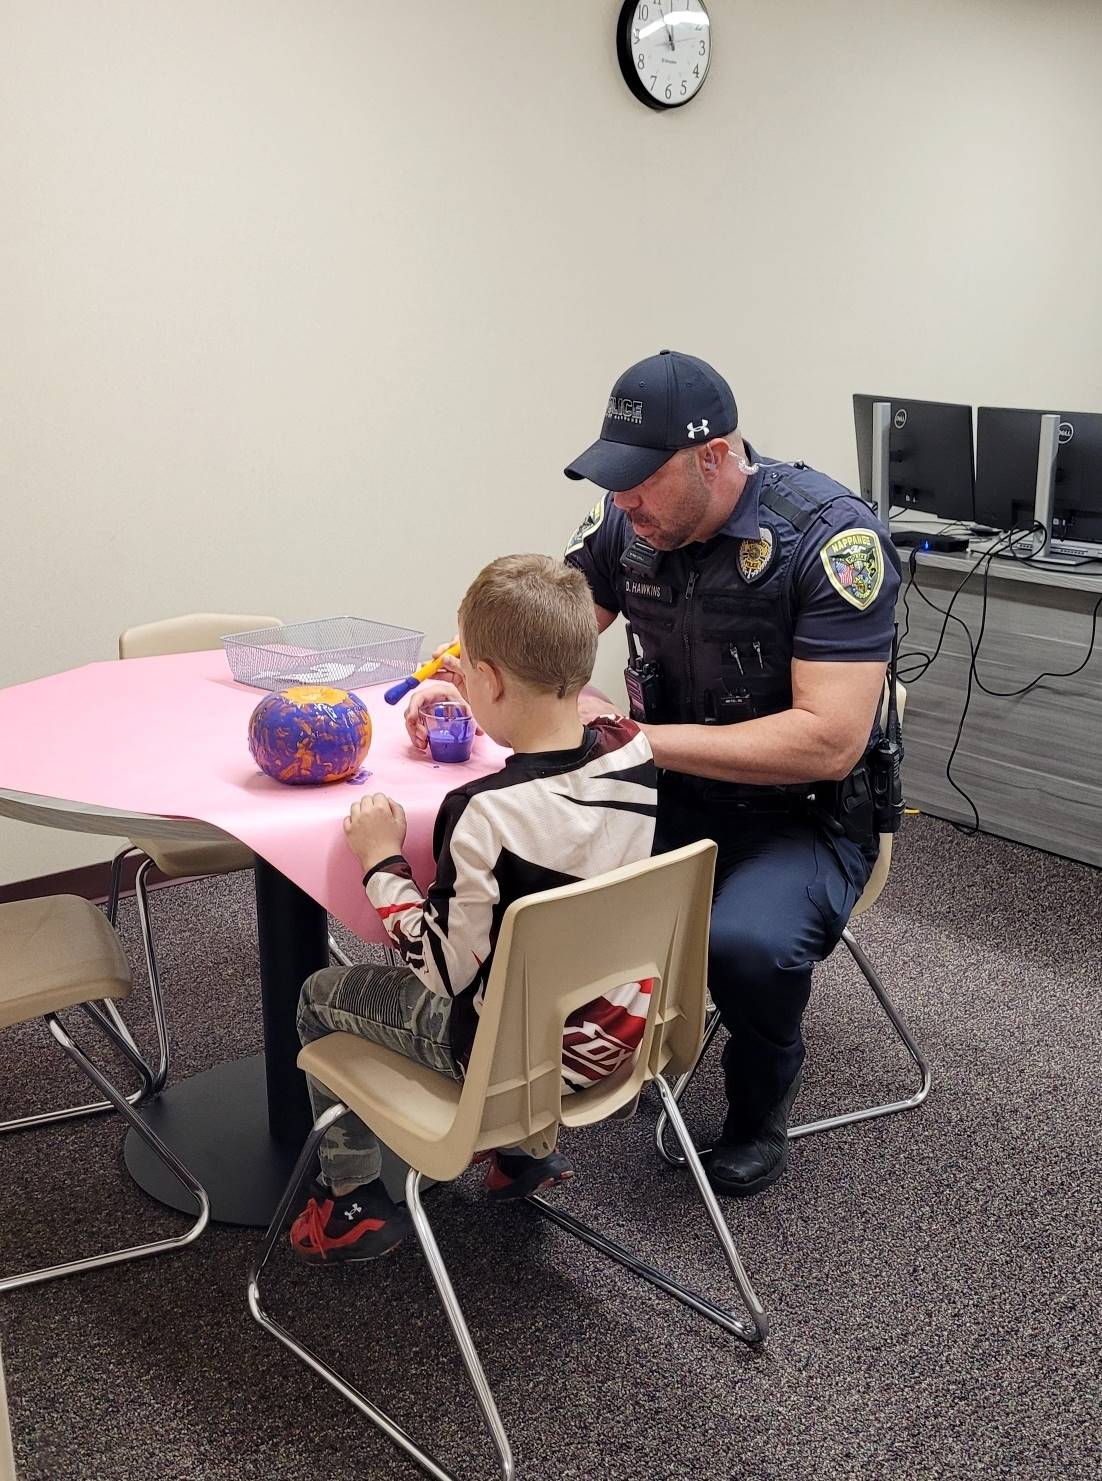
[{"left": 893, "top": 542, "right": 1102, "bottom": 866}]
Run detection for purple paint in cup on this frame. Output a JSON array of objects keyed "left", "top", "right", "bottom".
[{"left": 424, "top": 701, "right": 476, "bottom": 763}]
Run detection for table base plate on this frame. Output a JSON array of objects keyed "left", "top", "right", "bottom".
[
  {"left": 124, "top": 1054, "right": 425, "bottom": 1228},
  {"left": 124, "top": 1055, "right": 299, "bottom": 1228}
]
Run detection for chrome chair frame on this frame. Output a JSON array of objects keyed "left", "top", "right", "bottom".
[
  {"left": 0, "top": 864, "right": 170, "bottom": 1137},
  {"left": 108, "top": 844, "right": 355, "bottom": 999},
  {"left": 655, "top": 923, "right": 931, "bottom": 1167},
  {"left": 0, "top": 1004, "right": 209, "bottom": 1292},
  {"left": 250, "top": 1085, "right": 766, "bottom": 1481}
]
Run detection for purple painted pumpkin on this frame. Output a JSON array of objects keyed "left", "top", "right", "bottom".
[{"left": 248, "top": 686, "right": 371, "bottom": 786}]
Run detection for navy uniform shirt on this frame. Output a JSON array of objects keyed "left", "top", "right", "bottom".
[{"left": 568, "top": 444, "right": 906, "bottom": 734}]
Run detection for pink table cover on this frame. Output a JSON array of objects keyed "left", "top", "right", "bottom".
[{"left": 0, "top": 651, "right": 509, "bottom": 941}]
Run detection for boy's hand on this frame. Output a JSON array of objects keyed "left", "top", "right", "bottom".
[
  {"left": 399, "top": 681, "right": 476, "bottom": 752},
  {"left": 429, "top": 636, "right": 464, "bottom": 689},
  {"left": 404, "top": 681, "right": 468, "bottom": 751},
  {"left": 344, "top": 794, "right": 408, "bottom": 874}
]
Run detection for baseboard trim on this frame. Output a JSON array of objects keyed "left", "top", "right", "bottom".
[{"left": 0, "top": 855, "right": 187, "bottom": 907}]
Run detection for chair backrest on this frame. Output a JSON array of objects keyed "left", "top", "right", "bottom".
[
  {"left": 852, "top": 679, "right": 907, "bottom": 920},
  {"left": 456, "top": 840, "right": 717, "bottom": 1160},
  {"left": 118, "top": 612, "right": 281, "bottom": 659},
  {"left": 0, "top": 1343, "right": 16, "bottom": 1481}
]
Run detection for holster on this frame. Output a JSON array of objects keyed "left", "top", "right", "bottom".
[{"left": 810, "top": 762, "right": 877, "bottom": 848}]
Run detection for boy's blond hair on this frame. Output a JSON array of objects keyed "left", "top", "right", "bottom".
[{"left": 458, "top": 554, "right": 598, "bottom": 699}]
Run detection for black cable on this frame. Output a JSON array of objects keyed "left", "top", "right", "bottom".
[
  {"left": 896, "top": 529, "right": 1026, "bottom": 684},
  {"left": 969, "top": 554, "right": 1102, "bottom": 699},
  {"left": 900, "top": 524, "right": 1101, "bottom": 834}
]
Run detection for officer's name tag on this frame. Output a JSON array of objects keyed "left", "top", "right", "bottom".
[{"left": 623, "top": 577, "right": 675, "bottom": 604}]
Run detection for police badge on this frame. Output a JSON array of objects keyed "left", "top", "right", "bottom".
[
  {"left": 737, "top": 526, "right": 777, "bottom": 584},
  {"left": 819, "top": 528, "right": 885, "bottom": 610},
  {"left": 565, "top": 496, "right": 606, "bottom": 556}
]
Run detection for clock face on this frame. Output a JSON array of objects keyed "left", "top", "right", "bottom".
[{"left": 617, "top": 0, "right": 711, "bottom": 110}]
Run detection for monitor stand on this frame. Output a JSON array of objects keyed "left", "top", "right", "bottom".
[{"left": 1036, "top": 540, "right": 1102, "bottom": 567}]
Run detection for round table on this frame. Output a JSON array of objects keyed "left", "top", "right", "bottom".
[
  {"left": 0, "top": 645, "right": 515, "bottom": 1226},
  {"left": 0, "top": 785, "right": 332, "bottom": 1225}
]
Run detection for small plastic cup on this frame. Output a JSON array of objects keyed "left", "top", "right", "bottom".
[{"left": 423, "top": 701, "right": 476, "bottom": 763}]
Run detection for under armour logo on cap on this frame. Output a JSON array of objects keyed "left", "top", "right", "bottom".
[{"left": 686, "top": 419, "right": 710, "bottom": 440}]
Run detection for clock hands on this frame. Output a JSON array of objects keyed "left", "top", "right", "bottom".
[{"left": 656, "top": 1, "right": 676, "bottom": 50}]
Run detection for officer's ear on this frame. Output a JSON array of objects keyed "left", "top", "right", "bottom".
[{"left": 698, "top": 438, "right": 732, "bottom": 480}]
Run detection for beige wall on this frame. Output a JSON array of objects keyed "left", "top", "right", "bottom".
[{"left": 3, "top": 0, "right": 1101, "bottom": 884}]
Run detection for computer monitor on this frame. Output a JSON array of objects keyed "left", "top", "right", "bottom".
[
  {"left": 853, "top": 394, "right": 975, "bottom": 523},
  {"left": 975, "top": 406, "right": 1102, "bottom": 552}
]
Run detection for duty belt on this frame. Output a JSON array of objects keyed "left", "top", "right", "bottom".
[{"left": 657, "top": 770, "right": 816, "bottom": 809}]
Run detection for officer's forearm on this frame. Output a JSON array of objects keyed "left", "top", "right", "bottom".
[{"left": 640, "top": 709, "right": 862, "bottom": 786}]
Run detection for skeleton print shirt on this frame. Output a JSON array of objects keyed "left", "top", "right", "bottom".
[{"left": 363, "top": 717, "right": 658, "bottom": 1089}]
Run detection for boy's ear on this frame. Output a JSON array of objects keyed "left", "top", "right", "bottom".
[{"left": 476, "top": 658, "right": 504, "bottom": 701}]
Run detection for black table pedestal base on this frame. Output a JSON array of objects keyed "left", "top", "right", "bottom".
[
  {"left": 125, "top": 1054, "right": 424, "bottom": 1228},
  {"left": 124, "top": 1055, "right": 300, "bottom": 1228}
]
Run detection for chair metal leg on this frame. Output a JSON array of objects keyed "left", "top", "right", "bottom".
[
  {"left": 406, "top": 1168, "right": 515, "bottom": 1479},
  {"left": 788, "top": 927, "right": 931, "bottom": 1139},
  {"left": 248, "top": 1106, "right": 512, "bottom": 1481},
  {"left": 655, "top": 929, "right": 930, "bottom": 1166},
  {"left": 327, "top": 933, "right": 353, "bottom": 968},
  {"left": 104, "top": 844, "right": 140, "bottom": 927},
  {"left": 0, "top": 999, "right": 154, "bottom": 1135},
  {"left": 130, "top": 857, "right": 171, "bottom": 1093},
  {"left": 66, "top": 847, "right": 170, "bottom": 1116},
  {"left": 532, "top": 1072, "right": 767, "bottom": 1347},
  {"left": 0, "top": 1011, "right": 209, "bottom": 1292},
  {"left": 654, "top": 1010, "right": 721, "bottom": 1168},
  {"left": 102, "top": 848, "right": 157, "bottom": 1069}
]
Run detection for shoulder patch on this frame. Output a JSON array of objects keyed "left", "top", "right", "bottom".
[
  {"left": 819, "top": 528, "right": 884, "bottom": 611},
  {"left": 737, "top": 526, "right": 778, "bottom": 584},
  {"left": 565, "top": 496, "right": 606, "bottom": 557}
]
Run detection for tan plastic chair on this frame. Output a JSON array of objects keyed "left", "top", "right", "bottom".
[
  {"left": 0, "top": 897, "right": 208, "bottom": 1293},
  {"left": 655, "top": 683, "right": 931, "bottom": 1166},
  {"left": 248, "top": 841, "right": 767, "bottom": 1481},
  {"left": 0, "top": 1343, "right": 15, "bottom": 1481}
]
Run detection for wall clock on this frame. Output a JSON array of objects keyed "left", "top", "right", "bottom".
[{"left": 617, "top": 1, "right": 712, "bottom": 110}]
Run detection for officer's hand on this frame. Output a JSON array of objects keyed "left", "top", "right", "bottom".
[
  {"left": 404, "top": 681, "right": 483, "bottom": 751},
  {"left": 578, "top": 689, "right": 621, "bottom": 726}
]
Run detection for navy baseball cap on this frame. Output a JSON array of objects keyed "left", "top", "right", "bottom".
[{"left": 564, "top": 350, "right": 738, "bottom": 490}]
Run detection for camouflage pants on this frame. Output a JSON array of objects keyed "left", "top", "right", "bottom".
[{"left": 297, "top": 963, "right": 462, "bottom": 1190}]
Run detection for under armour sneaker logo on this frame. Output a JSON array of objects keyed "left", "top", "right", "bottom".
[
  {"left": 344, "top": 1202, "right": 362, "bottom": 1220},
  {"left": 686, "top": 419, "right": 710, "bottom": 440}
]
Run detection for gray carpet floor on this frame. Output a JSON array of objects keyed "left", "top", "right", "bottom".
[{"left": 1, "top": 815, "right": 1099, "bottom": 1481}]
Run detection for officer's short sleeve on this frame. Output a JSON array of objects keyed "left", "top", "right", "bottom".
[
  {"left": 791, "top": 515, "right": 901, "bottom": 662},
  {"left": 563, "top": 492, "right": 621, "bottom": 615}
]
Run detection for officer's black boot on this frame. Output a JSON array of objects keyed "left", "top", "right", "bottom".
[{"left": 707, "top": 1068, "right": 803, "bottom": 1198}]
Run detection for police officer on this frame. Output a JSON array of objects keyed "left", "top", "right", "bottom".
[{"left": 563, "top": 350, "right": 901, "bottom": 1197}]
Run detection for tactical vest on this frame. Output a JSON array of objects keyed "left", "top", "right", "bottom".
[{"left": 615, "top": 464, "right": 858, "bottom": 730}]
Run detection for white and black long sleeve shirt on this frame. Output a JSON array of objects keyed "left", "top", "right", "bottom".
[{"left": 364, "top": 717, "right": 658, "bottom": 1087}]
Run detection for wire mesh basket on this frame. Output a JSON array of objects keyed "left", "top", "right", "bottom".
[{"left": 222, "top": 617, "right": 424, "bottom": 692}]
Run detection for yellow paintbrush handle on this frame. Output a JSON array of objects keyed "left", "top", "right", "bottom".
[{"left": 412, "top": 641, "right": 461, "bottom": 683}]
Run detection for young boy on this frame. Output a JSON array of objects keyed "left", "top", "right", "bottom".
[{"left": 291, "top": 554, "right": 658, "bottom": 1263}]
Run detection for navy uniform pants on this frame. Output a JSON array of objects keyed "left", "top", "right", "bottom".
[{"left": 654, "top": 789, "right": 878, "bottom": 1133}]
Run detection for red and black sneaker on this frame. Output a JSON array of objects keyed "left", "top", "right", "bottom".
[
  {"left": 289, "top": 1178, "right": 411, "bottom": 1264},
  {"left": 481, "top": 1147, "right": 574, "bottom": 1202}
]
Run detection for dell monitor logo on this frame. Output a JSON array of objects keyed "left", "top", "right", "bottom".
[
  {"left": 1058, "top": 420, "right": 1074, "bottom": 445},
  {"left": 893, "top": 408, "right": 908, "bottom": 430}
]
